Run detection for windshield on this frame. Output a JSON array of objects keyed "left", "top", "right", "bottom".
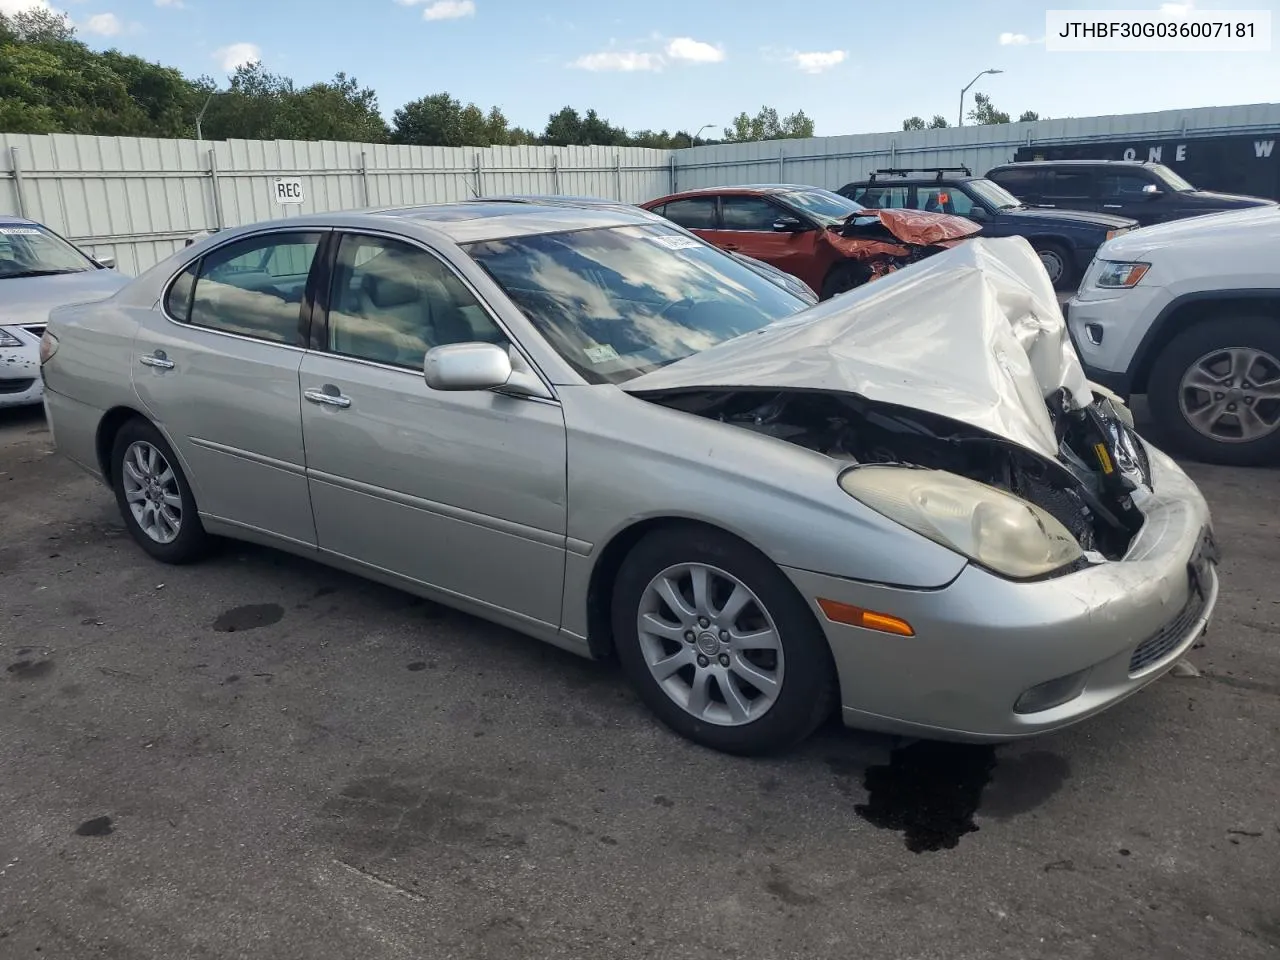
[
  {"left": 0, "top": 224, "right": 96, "bottom": 279},
  {"left": 965, "top": 178, "right": 1023, "bottom": 210},
  {"left": 466, "top": 224, "right": 810, "bottom": 384},
  {"left": 780, "top": 188, "right": 866, "bottom": 225},
  {"left": 1148, "top": 164, "right": 1195, "bottom": 191}
]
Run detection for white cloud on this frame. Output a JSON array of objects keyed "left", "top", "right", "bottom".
[
  {"left": 393, "top": 0, "right": 475, "bottom": 19},
  {"left": 572, "top": 50, "right": 662, "bottom": 72},
  {"left": 0, "top": 0, "right": 53, "bottom": 12},
  {"left": 213, "top": 42, "right": 261, "bottom": 71},
  {"left": 81, "top": 11, "right": 121, "bottom": 34},
  {"left": 789, "top": 50, "right": 846, "bottom": 74},
  {"left": 999, "top": 31, "right": 1031, "bottom": 45},
  {"left": 664, "top": 36, "right": 725, "bottom": 64}
]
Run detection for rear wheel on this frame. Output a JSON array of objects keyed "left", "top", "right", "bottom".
[
  {"left": 820, "top": 261, "right": 872, "bottom": 300},
  {"left": 1147, "top": 315, "right": 1280, "bottom": 466},
  {"left": 1032, "top": 240, "right": 1074, "bottom": 289},
  {"left": 111, "top": 418, "right": 210, "bottom": 563},
  {"left": 611, "top": 526, "right": 837, "bottom": 755}
]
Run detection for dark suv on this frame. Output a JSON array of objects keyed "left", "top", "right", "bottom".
[
  {"left": 836, "top": 167, "right": 1137, "bottom": 288},
  {"left": 986, "top": 160, "right": 1274, "bottom": 227}
]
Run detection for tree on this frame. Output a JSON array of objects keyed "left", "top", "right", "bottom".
[
  {"left": 541, "top": 106, "right": 583, "bottom": 147},
  {"left": 721, "top": 106, "right": 814, "bottom": 143},
  {"left": 967, "top": 92, "right": 1011, "bottom": 125},
  {"left": 1018, "top": 110, "right": 1040, "bottom": 122},
  {"left": 902, "top": 116, "right": 925, "bottom": 131}
]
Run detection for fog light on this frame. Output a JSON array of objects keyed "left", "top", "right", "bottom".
[
  {"left": 1085, "top": 323, "right": 1104, "bottom": 345},
  {"left": 1014, "top": 668, "right": 1090, "bottom": 714}
]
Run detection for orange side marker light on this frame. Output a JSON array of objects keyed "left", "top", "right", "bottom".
[{"left": 817, "top": 599, "right": 915, "bottom": 637}]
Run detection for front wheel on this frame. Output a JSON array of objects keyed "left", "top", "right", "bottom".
[
  {"left": 111, "top": 418, "right": 211, "bottom": 563},
  {"left": 1032, "top": 240, "right": 1074, "bottom": 289},
  {"left": 1147, "top": 315, "right": 1280, "bottom": 466},
  {"left": 820, "top": 262, "right": 872, "bottom": 300},
  {"left": 611, "top": 526, "right": 837, "bottom": 755}
]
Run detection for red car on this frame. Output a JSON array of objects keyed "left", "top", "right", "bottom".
[{"left": 641, "top": 184, "right": 980, "bottom": 300}]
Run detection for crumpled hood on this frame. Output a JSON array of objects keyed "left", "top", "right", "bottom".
[
  {"left": 624, "top": 236, "right": 1091, "bottom": 460},
  {"left": 0, "top": 270, "right": 130, "bottom": 327},
  {"left": 845, "top": 207, "right": 981, "bottom": 246}
]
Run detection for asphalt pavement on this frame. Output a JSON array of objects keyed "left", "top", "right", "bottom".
[{"left": 2, "top": 403, "right": 1278, "bottom": 960}]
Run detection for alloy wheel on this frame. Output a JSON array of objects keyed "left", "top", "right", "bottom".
[
  {"left": 120, "top": 440, "right": 184, "bottom": 544},
  {"left": 1178, "top": 346, "right": 1280, "bottom": 444},
  {"left": 636, "top": 562, "right": 785, "bottom": 726}
]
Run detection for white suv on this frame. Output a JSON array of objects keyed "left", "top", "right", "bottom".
[{"left": 1067, "top": 204, "right": 1280, "bottom": 466}]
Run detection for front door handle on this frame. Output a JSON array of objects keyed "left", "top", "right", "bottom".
[
  {"left": 1103, "top": 204, "right": 1122, "bottom": 209},
  {"left": 139, "top": 351, "right": 174, "bottom": 370},
  {"left": 304, "top": 386, "right": 351, "bottom": 409},
  {"left": 721, "top": 243, "right": 740, "bottom": 251}
]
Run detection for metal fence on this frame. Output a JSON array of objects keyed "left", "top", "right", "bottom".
[
  {"left": 670, "top": 102, "right": 1280, "bottom": 194},
  {"left": 0, "top": 135, "right": 672, "bottom": 274},
  {"left": 3, "top": 102, "right": 1278, "bottom": 275}
]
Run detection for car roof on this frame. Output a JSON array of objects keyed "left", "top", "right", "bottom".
[
  {"left": 847, "top": 175, "right": 978, "bottom": 185},
  {"left": 653, "top": 184, "right": 820, "bottom": 198},
  {"left": 253, "top": 200, "right": 658, "bottom": 244},
  {"left": 989, "top": 160, "right": 1160, "bottom": 169}
]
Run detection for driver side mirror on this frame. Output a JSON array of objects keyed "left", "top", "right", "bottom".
[
  {"left": 94, "top": 255, "right": 116, "bottom": 269},
  {"left": 966, "top": 206, "right": 988, "bottom": 221},
  {"left": 423, "top": 341, "right": 550, "bottom": 399},
  {"left": 1141, "top": 183, "right": 1164, "bottom": 199},
  {"left": 772, "top": 216, "right": 805, "bottom": 232}
]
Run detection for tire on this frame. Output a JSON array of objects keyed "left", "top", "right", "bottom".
[
  {"left": 1146, "top": 314, "right": 1280, "bottom": 466},
  {"left": 110, "top": 417, "right": 211, "bottom": 563},
  {"left": 820, "top": 261, "right": 872, "bottom": 300},
  {"left": 1032, "top": 240, "right": 1074, "bottom": 289},
  {"left": 611, "top": 525, "right": 837, "bottom": 756}
]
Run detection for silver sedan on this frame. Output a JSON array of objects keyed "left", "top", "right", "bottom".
[{"left": 39, "top": 201, "right": 1219, "bottom": 755}]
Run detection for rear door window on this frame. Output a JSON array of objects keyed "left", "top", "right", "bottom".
[
  {"left": 661, "top": 197, "right": 718, "bottom": 230},
  {"left": 989, "top": 167, "right": 1042, "bottom": 201},
  {"left": 1042, "top": 169, "right": 1095, "bottom": 202},
  {"left": 852, "top": 185, "right": 909, "bottom": 208}
]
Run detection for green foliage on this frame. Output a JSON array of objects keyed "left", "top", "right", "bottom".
[
  {"left": 721, "top": 107, "right": 815, "bottom": 143},
  {"left": 902, "top": 114, "right": 951, "bottom": 131},
  {"left": 0, "top": 11, "right": 809, "bottom": 148},
  {"left": 967, "top": 92, "right": 1010, "bottom": 125}
]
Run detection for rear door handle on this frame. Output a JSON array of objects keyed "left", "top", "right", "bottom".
[
  {"left": 721, "top": 243, "right": 740, "bottom": 251},
  {"left": 1103, "top": 204, "right": 1122, "bottom": 209},
  {"left": 304, "top": 386, "right": 351, "bottom": 409},
  {"left": 139, "top": 351, "right": 174, "bottom": 370}
]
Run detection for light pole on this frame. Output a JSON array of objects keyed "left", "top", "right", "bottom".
[
  {"left": 958, "top": 69, "right": 1003, "bottom": 127},
  {"left": 195, "top": 85, "right": 217, "bottom": 141},
  {"left": 691, "top": 123, "right": 714, "bottom": 146}
]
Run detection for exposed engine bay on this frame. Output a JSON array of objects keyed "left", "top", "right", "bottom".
[{"left": 646, "top": 387, "right": 1152, "bottom": 561}]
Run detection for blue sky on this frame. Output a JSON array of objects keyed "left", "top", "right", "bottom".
[{"left": 12, "top": 0, "right": 1280, "bottom": 136}]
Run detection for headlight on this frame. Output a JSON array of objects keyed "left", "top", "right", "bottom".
[
  {"left": 839, "top": 465, "right": 1083, "bottom": 579},
  {"left": 39, "top": 331, "right": 59, "bottom": 364},
  {"left": 1095, "top": 261, "right": 1150, "bottom": 289},
  {"left": 0, "top": 327, "right": 23, "bottom": 348}
]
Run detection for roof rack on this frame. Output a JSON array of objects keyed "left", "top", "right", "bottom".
[{"left": 868, "top": 166, "right": 973, "bottom": 182}]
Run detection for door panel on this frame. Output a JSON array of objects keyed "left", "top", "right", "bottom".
[
  {"left": 131, "top": 230, "right": 324, "bottom": 545},
  {"left": 705, "top": 195, "right": 821, "bottom": 288},
  {"left": 299, "top": 232, "right": 568, "bottom": 626},
  {"left": 299, "top": 356, "right": 568, "bottom": 625}
]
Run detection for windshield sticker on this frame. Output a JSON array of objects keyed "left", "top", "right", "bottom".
[
  {"left": 0, "top": 227, "right": 41, "bottom": 236},
  {"left": 650, "top": 234, "right": 702, "bottom": 250},
  {"left": 584, "top": 344, "right": 621, "bottom": 364}
]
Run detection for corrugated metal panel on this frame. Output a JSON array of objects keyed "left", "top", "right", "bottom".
[
  {"left": 3, "top": 102, "right": 1277, "bottom": 274},
  {"left": 674, "top": 101, "right": 1280, "bottom": 193},
  {"left": 0, "top": 133, "right": 677, "bottom": 273}
]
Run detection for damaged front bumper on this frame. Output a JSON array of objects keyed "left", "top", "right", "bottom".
[{"left": 783, "top": 442, "right": 1217, "bottom": 742}]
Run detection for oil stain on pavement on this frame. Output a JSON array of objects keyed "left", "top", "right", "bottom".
[
  {"left": 212, "top": 603, "right": 284, "bottom": 633},
  {"left": 848, "top": 742, "right": 1071, "bottom": 852}
]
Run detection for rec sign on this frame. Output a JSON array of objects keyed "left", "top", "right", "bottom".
[{"left": 273, "top": 178, "right": 304, "bottom": 205}]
